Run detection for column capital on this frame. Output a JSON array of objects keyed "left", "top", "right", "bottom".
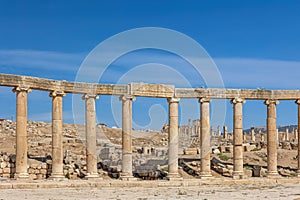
[
  {"left": 264, "top": 99, "right": 279, "bottom": 105},
  {"left": 12, "top": 86, "right": 31, "bottom": 93},
  {"left": 199, "top": 97, "right": 210, "bottom": 103},
  {"left": 167, "top": 97, "right": 180, "bottom": 103},
  {"left": 82, "top": 94, "right": 99, "bottom": 100},
  {"left": 230, "top": 97, "right": 245, "bottom": 104},
  {"left": 49, "top": 91, "right": 66, "bottom": 98},
  {"left": 295, "top": 99, "right": 300, "bottom": 105},
  {"left": 119, "top": 94, "right": 136, "bottom": 102}
]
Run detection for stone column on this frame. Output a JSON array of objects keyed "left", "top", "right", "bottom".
[
  {"left": 243, "top": 132, "right": 247, "bottom": 141},
  {"left": 264, "top": 99, "right": 279, "bottom": 177},
  {"left": 49, "top": 91, "right": 65, "bottom": 180},
  {"left": 167, "top": 97, "right": 181, "bottom": 180},
  {"left": 223, "top": 126, "right": 228, "bottom": 139},
  {"left": 285, "top": 128, "right": 289, "bottom": 141},
  {"left": 251, "top": 127, "right": 256, "bottom": 141},
  {"left": 13, "top": 86, "right": 31, "bottom": 179},
  {"left": 199, "top": 98, "right": 212, "bottom": 178},
  {"left": 231, "top": 98, "right": 245, "bottom": 179},
  {"left": 120, "top": 95, "right": 136, "bottom": 180},
  {"left": 295, "top": 100, "right": 300, "bottom": 177},
  {"left": 82, "top": 94, "right": 100, "bottom": 179},
  {"left": 217, "top": 125, "right": 221, "bottom": 137}
]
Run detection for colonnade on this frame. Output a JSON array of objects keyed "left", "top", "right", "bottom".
[{"left": 7, "top": 85, "right": 300, "bottom": 180}]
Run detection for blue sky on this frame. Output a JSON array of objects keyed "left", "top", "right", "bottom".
[{"left": 0, "top": 0, "right": 300, "bottom": 131}]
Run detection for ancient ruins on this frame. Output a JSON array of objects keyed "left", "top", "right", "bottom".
[{"left": 0, "top": 73, "right": 300, "bottom": 183}]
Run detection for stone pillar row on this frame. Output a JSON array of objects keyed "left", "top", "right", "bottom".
[{"left": 10, "top": 85, "right": 300, "bottom": 181}]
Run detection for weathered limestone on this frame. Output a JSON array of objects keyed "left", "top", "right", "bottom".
[
  {"left": 264, "top": 99, "right": 279, "bottom": 178},
  {"left": 49, "top": 91, "right": 66, "bottom": 180},
  {"left": 285, "top": 128, "right": 289, "bottom": 141},
  {"left": 199, "top": 98, "right": 212, "bottom": 178},
  {"left": 243, "top": 132, "right": 247, "bottom": 141},
  {"left": 231, "top": 98, "right": 245, "bottom": 179},
  {"left": 223, "top": 126, "right": 228, "bottom": 139},
  {"left": 251, "top": 127, "right": 256, "bottom": 142},
  {"left": 260, "top": 130, "right": 265, "bottom": 142},
  {"left": 210, "top": 126, "right": 214, "bottom": 137},
  {"left": 217, "top": 126, "right": 221, "bottom": 137},
  {"left": 120, "top": 95, "right": 136, "bottom": 180},
  {"left": 13, "top": 86, "right": 31, "bottom": 180},
  {"left": 295, "top": 100, "right": 300, "bottom": 177},
  {"left": 167, "top": 97, "right": 182, "bottom": 180},
  {"left": 82, "top": 94, "right": 100, "bottom": 179}
]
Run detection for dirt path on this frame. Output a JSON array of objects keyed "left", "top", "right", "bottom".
[{"left": 1, "top": 183, "right": 300, "bottom": 200}]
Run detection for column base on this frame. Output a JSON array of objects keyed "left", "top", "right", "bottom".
[
  {"left": 232, "top": 171, "right": 245, "bottom": 180},
  {"left": 199, "top": 172, "right": 213, "bottom": 179},
  {"left": 120, "top": 172, "right": 137, "bottom": 181},
  {"left": 48, "top": 173, "right": 66, "bottom": 181},
  {"left": 296, "top": 170, "right": 300, "bottom": 178},
  {"left": 167, "top": 173, "right": 183, "bottom": 181},
  {"left": 266, "top": 171, "right": 279, "bottom": 178},
  {"left": 85, "top": 173, "right": 102, "bottom": 180},
  {"left": 14, "top": 172, "right": 29, "bottom": 180}
]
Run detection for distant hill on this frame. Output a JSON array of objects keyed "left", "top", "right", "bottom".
[{"left": 243, "top": 125, "right": 297, "bottom": 134}]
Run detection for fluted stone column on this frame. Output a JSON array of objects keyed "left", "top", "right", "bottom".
[
  {"left": 83, "top": 94, "right": 100, "bottom": 179},
  {"left": 295, "top": 100, "right": 300, "bottom": 177},
  {"left": 120, "top": 95, "right": 136, "bottom": 180},
  {"left": 167, "top": 97, "right": 181, "bottom": 180},
  {"left": 199, "top": 98, "right": 212, "bottom": 178},
  {"left": 13, "top": 86, "right": 31, "bottom": 179},
  {"left": 231, "top": 98, "right": 245, "bottom": 179},
  {"left": 49, "top": 91, "right": 65, "bottom": 180},
  {"left": 265, "top": 99, "right": 279, "bottom": 177}
]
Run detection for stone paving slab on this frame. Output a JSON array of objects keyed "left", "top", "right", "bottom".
[{"left": 0, "top": 178, "right": 300, "bottom": 190}]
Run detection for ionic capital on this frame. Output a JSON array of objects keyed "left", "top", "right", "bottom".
[
  {"left": 264, "top": 99, "right": 279, "bottom": 105},
  {"left": 198, "top": 97, "right": 210, "bottom": 103},
  {"left": 295, "top": 99, "right": 300, "bottom": 105},
  {"left": 167, "top": 97, "right": 180, "bottom": 103},
  {"left": 230, "top": 97, "right": 246, "bottom": 104},
  {"left": 119, "top": 95, "right": 136, "bottom": 102},
  {"left": 12, "top": 86, "right": 31, "bottom": 93},
  {"left": 82, "top": 94, "right": 99, "bottom": 100},
  {"left": 49, "top": 91, "right": 66, "bottom": 98}
]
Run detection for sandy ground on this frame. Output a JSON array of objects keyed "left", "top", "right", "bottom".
[{"left": 1, "top": 183, "right": 300, "bottom": 200}]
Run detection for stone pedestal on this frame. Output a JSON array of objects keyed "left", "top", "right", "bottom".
[
  {"left": 295, "top": 100, "right": 300, "bottom": 177},
  {"left": 231, "top": 98, "right": 245, "bottom": 179},
  {"left": 120, "top": 95, "right": 136, "bottom": 180},
  {"left": 83, "top": 94, "right": 101, "bottom": 180},
  {"left": 13, "top": 86, "right": 31, "bottom": 180},
  {"left": 265, "top": 99, "right": 279, "bottom": 178},
  {"left": 199, "top": 98, "right": 212, "bottom": 179},
  {"left": 167, "top": 97, "right": 182, "bottom": 180},
  {"left": 49, "top": 91, "right": 66, "bottom": 180}
]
